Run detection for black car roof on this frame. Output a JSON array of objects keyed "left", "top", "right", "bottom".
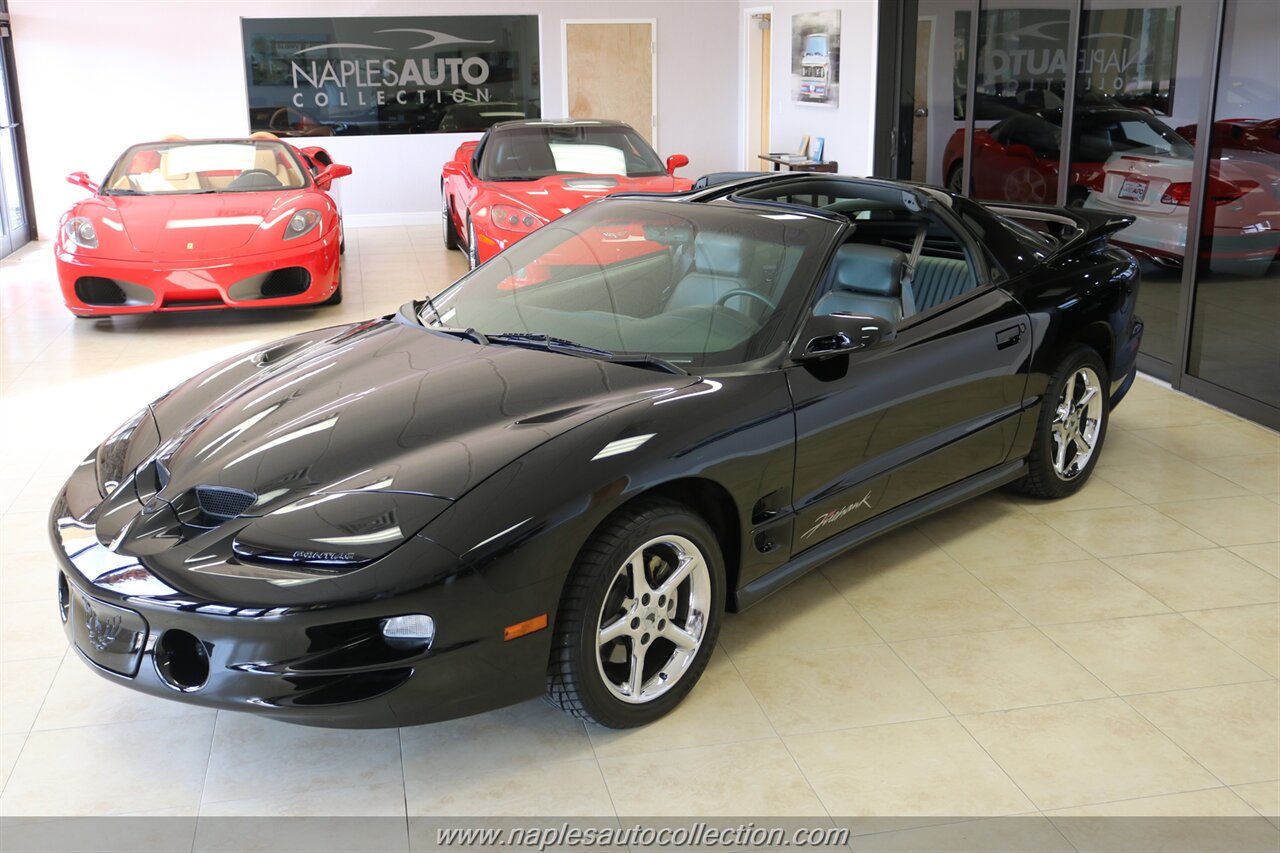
[{"left": 487, "top": 118, "right": 636, "bottom": 132}]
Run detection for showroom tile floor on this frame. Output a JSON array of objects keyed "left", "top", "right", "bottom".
[{"left": 1, "top": 230, "right": 1277, "bottom": 833}]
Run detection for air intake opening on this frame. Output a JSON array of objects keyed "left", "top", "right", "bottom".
[
  {"left": 154, "top": 629, "right": 210, "bottom": 691},
  {"left": 74, "top": 277, "right": 127, "bottom": 305},
  {"left": 195, "top": 485, "right": 257, "bottom": 521},
  {"left": 260, "top": 267, "right": 311, "bottom": 298}
]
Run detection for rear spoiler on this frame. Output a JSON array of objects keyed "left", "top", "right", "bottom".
[{"left": 982, "top": 201, "right": 1135, "bottom": 259}]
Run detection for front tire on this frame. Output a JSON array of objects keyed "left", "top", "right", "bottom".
[
  {"left": 322, "top": 264, "right": 343, "bottom": 305},
  {"left": 1014, "top": 346, "right": 1109, "bottom": 499},
  {"left": 441, "top": 188, "right": 459, "bottom": 250},
  {"left": 547, "top": 498, "right": 725, "bottom": 728}
]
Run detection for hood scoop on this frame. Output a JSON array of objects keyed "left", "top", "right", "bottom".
[{"left": 191, "top": 486, "right": 257, "bottom": 525}]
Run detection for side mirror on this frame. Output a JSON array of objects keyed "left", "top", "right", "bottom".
[
  {"left": 666, "top": 154, "right": 689, "bottom": 176},
  {"left": 67, "top": 171, "right": 99, "bottom": 194},
  {"left": 792, "top": 312, "right": 896, "bottom": 362},
  {"left": 314, "top": 163, "right": 352, "bottom": 190}
]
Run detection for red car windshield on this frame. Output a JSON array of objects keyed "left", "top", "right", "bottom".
[
  {"left": 478, "top": 125, "right": 667, "bottom": 181},
  {"left": 104, "top": 140, "right": 308, "bottom": 195}
]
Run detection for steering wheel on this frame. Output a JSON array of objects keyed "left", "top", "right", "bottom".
[
  {"left": 268, "top": 107, "right": 294, "bottom": 131},
  {"left": 228, "top": 169, "right": 282, "bottom": 190},
  {"left": 715, "top": 289, "right": 777, "bottom": 312}
]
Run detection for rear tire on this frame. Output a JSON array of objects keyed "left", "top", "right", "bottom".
[
  {"left": 441, "top": 188, "right": 459, "bottom": 250},
  {"left": 546, "top": 498, "right": 725, "bottom": 729},
  {"left": 1013, "top": 346, "right": 1109, "bottom": 499}
]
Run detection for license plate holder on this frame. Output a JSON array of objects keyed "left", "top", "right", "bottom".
[
  {"left": 1118, "top": 177, "right": 1149, "bottom": 202},
  {"left": 70, "top": 592, "right": 148, "bottom": 677}
]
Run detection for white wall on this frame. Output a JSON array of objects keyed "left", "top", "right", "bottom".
[
  {"left": 738, "top": 0, "right": 880, "bottom": 176},
  {"left": 11, "top": 0, "right": 742, "bottom": 237}
]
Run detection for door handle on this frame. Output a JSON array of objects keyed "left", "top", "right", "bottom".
[{"left": 995, "top": 324, "right": 1025, "bottom": 349}]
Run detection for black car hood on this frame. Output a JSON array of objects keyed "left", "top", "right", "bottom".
[{"left": 148, "top": 317, "right": 697, "bottom": 509}]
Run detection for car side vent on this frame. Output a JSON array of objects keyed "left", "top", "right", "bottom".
[{"left": 195, "top": 486, "right": 257, "bottom": 521}]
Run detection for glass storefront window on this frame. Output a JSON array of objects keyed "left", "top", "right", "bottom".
[
  {"left": 1067, "top": 1, "right": 1217, "bottom": 364},
  {"left": 1187, "top": 0, "right": 1280, "bottom": 407}
]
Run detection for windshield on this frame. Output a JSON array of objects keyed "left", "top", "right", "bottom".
[
  {"left": 803, "top": 35, "right": 828, "bottom": 56},
  {"left": 478, "top": 125, "right": 667, "bottom": 181},
  {"left": 418, "top": 200, "right": 839, "bottom": 369},
  {"left": 104, "top": 140, "right": 308, "bottom": 195}
]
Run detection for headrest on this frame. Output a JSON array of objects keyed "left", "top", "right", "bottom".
[
  {"left": 254, "top": 147, "right": 280, "bottom": 173},
  {"left": 157, "top": 153, "right": 190, "bottom": 180},
  {"left": 834, "top": 244, "right": 905, "bottom": 296},
  {"left": 692, "top": 232, "right": 746, "bottom": 277}
]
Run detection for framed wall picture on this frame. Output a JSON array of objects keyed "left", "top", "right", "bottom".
[{"left": 791, "top": 10, "right": 840, "bottom": 107}]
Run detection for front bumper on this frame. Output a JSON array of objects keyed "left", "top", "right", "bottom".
[
  {"left": 48, "top": 476, "right": 551, "bottom": 728},
  {"left": 55, "top": 228, "right": 340, "bottom": 316}
]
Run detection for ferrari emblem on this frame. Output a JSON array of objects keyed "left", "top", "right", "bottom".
[{"left": 187, "top": 242, "right": 195, "bottom": 250}]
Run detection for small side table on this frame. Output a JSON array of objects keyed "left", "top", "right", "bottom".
[{"left": 758, "top": 154, "right": 839, "bottom": 173}]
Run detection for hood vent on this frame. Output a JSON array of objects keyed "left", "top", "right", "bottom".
[{"left": 194, "top": 486, "right": 257, "bottom": 522}]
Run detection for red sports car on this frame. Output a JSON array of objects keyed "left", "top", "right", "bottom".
[
  {"left": 56, "top": 137, "right": 352, "bottom": 317},
  {"left": 441, "top": 119, "right": 693, "bottom": 268}
]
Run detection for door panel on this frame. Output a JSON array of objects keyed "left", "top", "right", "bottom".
[
  {"left": 565, "top": 22, "right": 655, "bottom": 145},
  {"left": 787, "top": 287, "right": 1031, "bottom": 551}
]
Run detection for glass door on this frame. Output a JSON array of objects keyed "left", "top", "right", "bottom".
[{"left": 0, "top": 9, "right": 29, "bottom": 258}]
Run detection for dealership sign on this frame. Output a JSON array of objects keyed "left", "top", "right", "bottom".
[{"left": 241, "top": 16, "right": 540, "bottom": 136}]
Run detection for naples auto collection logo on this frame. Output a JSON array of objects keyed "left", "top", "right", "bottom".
[{"left": 288, "top": 28, "right": 500, "bottom": 110}]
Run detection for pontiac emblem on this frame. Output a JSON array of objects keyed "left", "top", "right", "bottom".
[{"left": 82, "top": 597, "right": 124, "bottom": 652}]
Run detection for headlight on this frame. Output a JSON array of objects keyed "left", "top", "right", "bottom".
[
  {"left": 95, "top": 408, "right": 151, "bottom": 497},
  {"left": 231, "top": 491, "right": 451, "bottom": 574},
  {"left": 284, "top": 208, "right": 322, "bottom": 240},
  {"left": 489, "top": 204, "right": 544, "bottom": 234},
  {"left": 63, "top": 217, "right": 98, "bottom": 249}
]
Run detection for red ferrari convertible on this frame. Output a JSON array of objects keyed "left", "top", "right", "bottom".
[
  {"left": 56, "top": 137, "right": 351, "bottom": 317},
  {"left": 441, "top": 119, "right": 693, "bottom": 268}
]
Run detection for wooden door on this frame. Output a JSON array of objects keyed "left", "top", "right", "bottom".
[
  {"left": 910, "top": 18, "right": 933, "bottom": 184},
  {"left": 565, "top": 22, "right": 656, "bottom": 144}
]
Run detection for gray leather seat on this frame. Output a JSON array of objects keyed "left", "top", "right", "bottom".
[
  {"left": 912, "top": 256, "right": 975, "bottom": 312},
  {"left": 667, "top": 233, "right": 751, "bottom": 310},
  {"left": 814, "top": 244, "right": 907, "bottom": 322}
]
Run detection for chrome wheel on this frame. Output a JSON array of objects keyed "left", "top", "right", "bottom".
[
  {"left": 594, "top": 535, "right": 711, "bottom": 704},
  {"left": 1051, "top": 365, "right": 1103, "bottom": 480}
]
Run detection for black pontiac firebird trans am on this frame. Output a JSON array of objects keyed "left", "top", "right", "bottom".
[{"left": 50, "top": 173, "right": 1142, "bottom": 729}]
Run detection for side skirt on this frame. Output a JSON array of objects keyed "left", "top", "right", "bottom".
[{"left": 731, "top": 458, "right": 1028, "bottom": 612}]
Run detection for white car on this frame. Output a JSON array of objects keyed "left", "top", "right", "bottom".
[{"left": 1083, "top": 149, "right": 1280, "bottom": 277}]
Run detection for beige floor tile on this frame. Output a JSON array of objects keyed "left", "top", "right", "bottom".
[
  {"left": 733, "top": 644, "right": 946, "bottom": 734},
  {"left": 600, "top": 739, "right": 825, "bottom": 816},
  {"left": 1154, "top": 496, "right": 1280, "bottom": 547},
  {"left": 587, "top": 652, "right": 774, "bottom": 758},
  {"left": 1, "top": 731, "right": 24, "bottom": 790},
  {"left": 1106, "top": 550, "right": 1280, "bottom": 612},
  {"left": 1110, "top": 386, "right": 1235, "bottom": 429},
  {"left": 1201, "top": 453, "right": 1280, "bottom": 495},
  {"left": 892, "top": 628, "right": 1111, "bottom": 714},
  {"left": 1133, "top": 423, "right": 1280, "bottom": 461},
  {"left": 1128, "top": 681, "right": 1280, "bottom": 786},
  {"left": 1045, "top": 614, "right": 1270, "bottom": 694},
  {"left": 1183, "top": 604, "right": 1280, "bottom": 677},
  {"left": 1233, "top": 780, "right": 1280, "bottom": 818},
  {"left": 409, "top": 758, "right": 614, "bottom": 817},
  {"left": 831, "top": 561, "right": 1027, "bottom": 641},
  {"left": 959, "top": 698, "right": 1218, "bottom": 810},
  {"left": 1, "top": 599, "right": 67, "bottom": 661},
  {"left": 0, "top": 715, "right": 215, "bottom": 815},
  {"left": 718, "top": 571, "right": 880, "bottom": 658},
  {"left": 1094, "top": 428, "right": 1177, "bottom": 470},
  {"left": 0, "top": 656, "right": 60, "bottom": 734},
  {"left": 399, "top": 698, "right": 593, "bottom": 772},
  {"left": 1231, "top": 543, "right": 1280, "bottom": 578},
  {"left": 202, "top": 712, "right": 402, "bottom": 805},
  {"left": 847, "top": 817, "right": 1074, "bottom": 853},
  {"left": 1035, "top": 505, "right": 1216, "bottom": 558},
  {"left": 915, "top": 496, "right": 1091, "bottom": 569},
  {"left": 1046, "top": 789, "right": 1279, "bottom": 853},
  {"left": 787, "top": 717, "right": 1035, "bottom": 816},
  {"left": 1010, "top": 478, "right": 1143, "bottom": 515},
  {"left": 34, "top": 653, "right": 217, "bottom": 731},
  {"left": 970, "top": 559, "right": 1170, "bottom": 625},
  {"left": 1095, "top": 457, "right": 1250, "bottom": 503}
]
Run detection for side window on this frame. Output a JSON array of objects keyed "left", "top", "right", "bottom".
[{"left": 903, "top": 216, "right": 982, "bottom": 318}]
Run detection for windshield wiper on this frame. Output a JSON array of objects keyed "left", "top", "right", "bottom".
[
  {"left": 486, "top": 333, "right": 687, "bottom": 375},
  {"left": 104, "top": 189, "right": 143, "bottom": 196},
  {"left": 487, "top": 175, "right": 542, "bottom": 182},
  {"left": 429, "top": 326, "right": 489, "bottom": 345}
]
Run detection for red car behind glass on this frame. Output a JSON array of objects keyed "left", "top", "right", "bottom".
[
  {"left": 441, "top": 119, "right": 692, "bottom": 268},
  {"left": 56, "top": 137, "right": 351, "bottom": 317}
]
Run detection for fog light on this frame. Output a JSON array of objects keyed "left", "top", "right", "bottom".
[{"left": 381, "top": 614, "right": 435, "bottom": 644}]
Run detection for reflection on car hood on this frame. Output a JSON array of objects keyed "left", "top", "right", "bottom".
[
  {"left": 108, "top": 191, "right": 311, "bottom": 257},
  {"left": 151, "top": 318, "right": 698, "bottom": 507},
  {"left": 484, "top": 174, "right": 686, "bottom": 218}
]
